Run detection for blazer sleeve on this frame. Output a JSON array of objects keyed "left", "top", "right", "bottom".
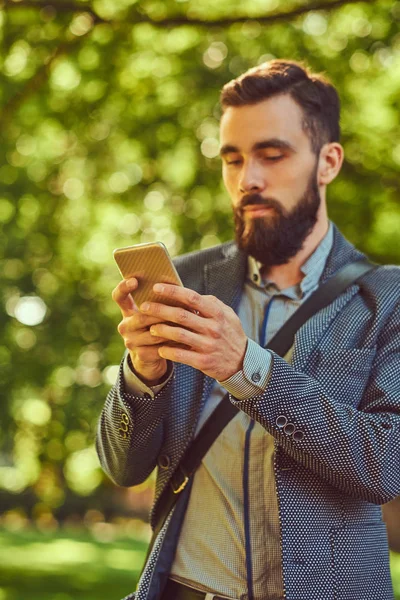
[
  {"left": 230, "top": 299, "right": 400, "bottom": 505},
  {"left": 96, "top": 357, "right": 175, "bottom": 487}
]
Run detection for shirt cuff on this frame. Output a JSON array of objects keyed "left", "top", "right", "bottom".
[
  {"left": 123, "top": 354, "right": 174, "bottom": 398},
  {"left": 218, "top": 338, "right": 273, "bottom": 400}
]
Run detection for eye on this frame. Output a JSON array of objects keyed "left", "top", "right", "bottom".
[
  {"left": 222, "top": 156, "right": 242, "bottom": 166},
  {"left": 263, "top": 154, "right": 284, "bottom": 162}
]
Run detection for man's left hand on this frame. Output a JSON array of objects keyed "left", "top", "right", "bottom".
[{"left": 140, "top": 283, "right": 248, "bottom": 381}]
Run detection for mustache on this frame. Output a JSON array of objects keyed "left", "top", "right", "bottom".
[{"left": 238, "top": 193, "right": 282, "bottom": 212}]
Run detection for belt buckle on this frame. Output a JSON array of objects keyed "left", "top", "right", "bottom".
[{"left": 170, "top": 467, "right": 189, "bottom": 494}]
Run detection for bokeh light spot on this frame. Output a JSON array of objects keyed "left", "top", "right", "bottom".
[
  {"left": 51, "top": 61, "right": 81, "bottom": 90},
  {"left": 69, "top": 13, "right": 94, "bottom": 37},
  {"left": 303, "top": 12, "right": 327, "bottom": 36},
  {"left": 201, "top": 138, "right": 220, "bottom": 159},
  {"left": 15, "top": 328, "right": 37, "bottom": 350},
  {"left": 63, "top": 178, "right": 84, "bottom": 200},
  {"left": 108, "top": 172, "right": 130, "bottom": 194},
  {"left": 144, "top": 191, "right": 165, "bottom": 211},
  {"left": 64, "top": 447, "right": 102, "bottom": 495},
  {"left": 53, "top": 366, "right": 76, "bottom": 388},
  {"left": 14, "top": 296, "right": 47, "bottom": 326},
  {"left": 20, "top": 398, "right": 51, "bottom": 426},
  {"left": 203, "top": 42, "right": 228, "bottom": 69},
  {"left": 4, "top": 41, "right": 30, "bottom": 77},
  {"left": 349, "top": 51, "right": 370, "bottom": 73},
  {"left": 117, "top": 213, "right": 141, "bottom": 235},
  {"left": 0, "top": 198, "right": 15, "bottom": 223},
  {"left": 102, "top": 365, "right": 119, "bottom": 385},
  {"left": 16, "top": 134, "right": 37, "bottom": 156}
]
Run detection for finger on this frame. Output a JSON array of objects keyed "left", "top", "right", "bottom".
[
  {"left": 157, "top": 344, "right": 199, "bottom": 368},
  {"left": 134, "top": 344, "right": 169, "bottom": 362},
  {"left": 140, "top": 301, "right": 204, "bottom": 332},
  {"left": 120, "top": 326, "right": 169, "bottom": 347},
  {"left": 112, "top": 278, "right": 139, "bottom": 317},
  {"left": 152, "top": 283, "right": 223, "bottom": 319},
  {"left": 133, "top": 330, "right": 170, "bottom": 346},
  {"left": 122, "top": 312, "right": 172, "bottom": 333},
  {"left": 150, "top": 323, "right": 207, "bottom": 351}
]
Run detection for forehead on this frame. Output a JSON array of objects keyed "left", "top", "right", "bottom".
[{"left": 219, "top": 94, "right": 308, "bottom": 150}]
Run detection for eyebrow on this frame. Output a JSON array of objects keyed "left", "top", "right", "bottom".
[{"left": 219, "top": 138, "right": 296, "bottom": 156}]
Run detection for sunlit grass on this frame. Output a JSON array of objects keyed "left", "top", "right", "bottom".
[
  {"left": 0, "top": 528, "right": 147, "bottom": 600},
  {"left": 392, "top": 552, "right": 400, "bottom": 599},
  {"left": 0, "top": 528, "right": 399, "bottom": 599}
]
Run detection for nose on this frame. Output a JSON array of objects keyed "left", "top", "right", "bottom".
[{"left": 238, "top": 160, "right": 265, "bottom": 194}]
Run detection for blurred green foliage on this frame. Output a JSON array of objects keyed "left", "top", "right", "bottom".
[{"left": 0, "top": 0, "right": 400, "bottom": 539}]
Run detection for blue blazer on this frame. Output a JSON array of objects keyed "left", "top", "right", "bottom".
[{"left": 97, "top": 225, "right": 400, "bottom": 600}]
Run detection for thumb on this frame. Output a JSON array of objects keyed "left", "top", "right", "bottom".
[{"left": 112, "top": 278, "right": 139, "bottom": 318}]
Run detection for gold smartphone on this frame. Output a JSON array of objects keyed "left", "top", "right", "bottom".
[{"left": 113, "top": 242, "right": 185, "bottom": 309}]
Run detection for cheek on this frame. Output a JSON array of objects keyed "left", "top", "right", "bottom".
[
  {"left": 222, "top": 169, "right": 236, "bottom": 194},
  {"left": 275, "top": 161, "right": 312, "bottom": 191}
]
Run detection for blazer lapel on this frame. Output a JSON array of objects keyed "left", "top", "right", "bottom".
[
  {"left": 291, "top": 224, "right": 368, "bottom": 371},
  {"left": 204, "top": 242, "right": 247, "bottom": 313},
  {"left": 291, "top": 283, "right": 360, "bottom": 371}
]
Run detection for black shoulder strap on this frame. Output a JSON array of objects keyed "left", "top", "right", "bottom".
[{"left": 144, "top": 259, "right": 376, "bottom": 567}]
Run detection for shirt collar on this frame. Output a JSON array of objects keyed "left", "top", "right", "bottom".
[{"left": 247, "top": 222, "right": 334, "bottom": 298}]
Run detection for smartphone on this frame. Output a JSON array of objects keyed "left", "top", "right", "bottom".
[{"left": 113, "top": 242, "right": 185, "bottom": 309}]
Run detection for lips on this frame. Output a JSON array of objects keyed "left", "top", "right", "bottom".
[{"left": 243, "top": 205, "right": 274, "bottom": 216}]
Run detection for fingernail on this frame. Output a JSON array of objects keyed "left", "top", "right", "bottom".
[
  {"left": 127, "top": 278, "right": 136, "bottom": 287},
  {"left": 150, "top": 327, "right": 157, "bottom": 336},
  {"left": 154, "top": 284, "right": 164, "bottom": 293},
  {"left": 141, "top": 302, "right": 150, "bottom": 311}
]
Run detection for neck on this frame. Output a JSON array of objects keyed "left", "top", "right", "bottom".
[{"left": 261, "top": 214, "right": 330, "bottom": 290}]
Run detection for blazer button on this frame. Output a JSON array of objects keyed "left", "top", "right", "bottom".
[
  {"left": 121, "top": 412, "right": 130, "bottom": 425},
  {"left": 284, "top": 423, "right": 295, "bottom": 436},
  {"left": 251, "top": 372, "right": 261, "bottom": 383},
  {"left": 276, "top": 415, "right": 287, "bottom": 428},
  {"left": 158, "top": 454, "right": 171, "bottom": 470},
  {"left": 293, "top": 429, "right": 304, "bottom": 441},
  {"left": 118, "top": 428, "right": 128, "bottom": 439}
]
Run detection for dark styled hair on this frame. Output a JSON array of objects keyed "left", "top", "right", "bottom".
[{"left": 220, "top": 59, "right": 340, "bottom": 154}]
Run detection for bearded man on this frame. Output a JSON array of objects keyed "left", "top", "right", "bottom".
[{"left": 97, "top": 60, "right": 400, "bottom": 600}]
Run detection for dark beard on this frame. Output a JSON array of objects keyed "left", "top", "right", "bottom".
[{"left": 233, "top": 166, "right": 321, "bottom": 268}]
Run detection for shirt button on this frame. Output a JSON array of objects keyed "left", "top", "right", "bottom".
[
  {"left": 253, "top": 274, "right": 258, "bottom": 282},
  {"left": 144, "top": 393, "right": 152, "bottom": 400},
  {"left": 251, "top": 372, "right": 261, "bottom": 383}
]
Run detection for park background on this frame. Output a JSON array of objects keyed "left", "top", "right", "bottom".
[{"left": 1, "top": 0, "right": 400, "bottom": 598}]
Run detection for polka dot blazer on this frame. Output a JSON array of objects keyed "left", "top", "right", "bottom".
[{"left": 97, "top": 224, "right": 399, "bottom": 600}]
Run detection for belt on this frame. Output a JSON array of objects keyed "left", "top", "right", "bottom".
[{"left": 162, "top": 579, "right": 238, "bottom": 600}]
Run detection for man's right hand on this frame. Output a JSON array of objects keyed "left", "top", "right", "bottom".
[{"left": 112, "top": 278, "right": 169, "bottom": 385}]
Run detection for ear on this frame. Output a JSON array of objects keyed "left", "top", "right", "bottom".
[{"left": 318, "top": 143, "right": 344, "bottom": 186}]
